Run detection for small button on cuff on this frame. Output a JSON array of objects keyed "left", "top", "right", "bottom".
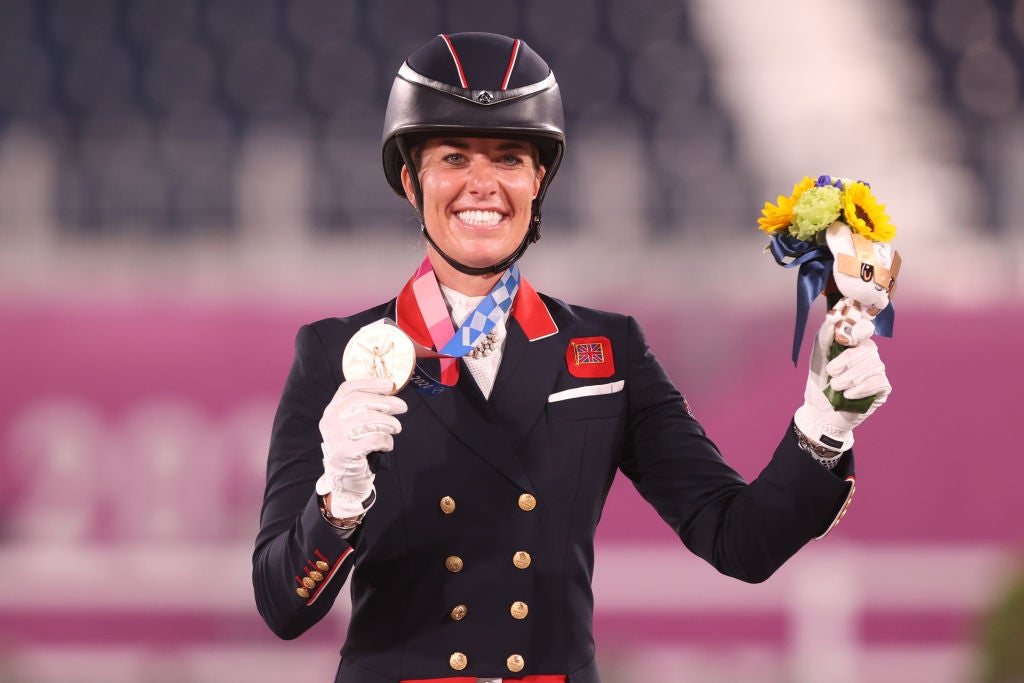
[
  {"left": 301, "top": 576, "right": 316, "bottom": 590},
  {"left": 296, "top": 587, "right": 310, "bottom": 599},
  {"left": 315, "top": 560, "right": 330, "bottom": 572}
]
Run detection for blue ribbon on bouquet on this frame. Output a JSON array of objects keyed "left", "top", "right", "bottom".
[{"left": 769, "top": 232, "right": 894, "bottom": 365}]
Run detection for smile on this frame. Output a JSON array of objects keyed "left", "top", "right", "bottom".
[{"left": 455, "top": 210, "right": 505, "bottom": 227}]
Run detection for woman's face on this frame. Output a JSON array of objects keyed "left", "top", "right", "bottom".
[{"left": 401, "top": 137, "right": 545, "bottom": 271}]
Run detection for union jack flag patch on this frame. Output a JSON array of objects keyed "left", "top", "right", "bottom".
[
  {"left": 566, "top": 336, "right": 614, "bottom": 378},
  {"left": 574, "top": 342, "right": 604, "bottom": 365}
]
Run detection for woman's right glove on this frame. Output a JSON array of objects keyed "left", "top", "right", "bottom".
[{"left": 315, "top": 377, "right": 408, "bottom": 520}]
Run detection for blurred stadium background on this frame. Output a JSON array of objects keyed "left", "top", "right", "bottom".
[{"left": 1, "top": 0, "right": 1022, "bottom": 681}]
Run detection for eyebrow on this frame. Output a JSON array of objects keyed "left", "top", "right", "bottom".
[{"left": 435, "top": 139, "right": 531, "bottom": 153}]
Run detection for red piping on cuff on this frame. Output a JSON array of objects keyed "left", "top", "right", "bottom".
[
  {"left": 306, "top": 546, "right": 354, "bottom": 606},
  {"left": 815, "top": 475, "right": 856, "bottom": 541}
]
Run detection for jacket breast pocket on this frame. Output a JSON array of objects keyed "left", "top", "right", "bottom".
[{"left": 546, "top": 381, "right": 626, "bottom": 423}]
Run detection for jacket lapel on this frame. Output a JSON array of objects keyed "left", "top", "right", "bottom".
[
  {"left": 407, "top": 363, "right": 535, "bottom": 492},
  {"left": 395, "top": 280, "right": 570, "bottom": 492},
  {"left": 489, "top": 296, "right": 575, "bottom": 446}
]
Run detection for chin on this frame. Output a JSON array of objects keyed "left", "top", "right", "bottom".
[
  {"left": 460, "top": 252, "right": 508, "bottom": 269},
  {"left": 454, "top": 238, "right": 519, "bottom": 267}
]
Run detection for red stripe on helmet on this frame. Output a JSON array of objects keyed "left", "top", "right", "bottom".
[
  {"left": 439, "top": 33, "right": 469, "bottom": 88},
  {"left": 501, "top": 39, "right": 521, "bottom": 90}
]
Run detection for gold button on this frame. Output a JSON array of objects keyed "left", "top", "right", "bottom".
[
  {"left": 445, "top": 556, "right": 464, "bottom": 573},
  {"left": 440, "top": 496, "right": 456, "bottom": 514},
  {"left": 296, "top": 587, "right": 310, "bottom": 599},
  {"left": 315, "top": 560, "right": 330, "bottom": 572},
  {"left": 309, "top": 570, "right": 324, "bottom": 582},
  {"left": 301, "top": 576, "right": 316, "bottom": 590},
  {"left": 449, "top": 652, "right": 468, "bottom": 671},
  {"left": 506, "top": 653, "right": 525, "bottom": 673},
  {"left": 513, "top": 551, "right": 532, "bottom": 569},
  {"left": 518, "top": 493, "right": 537, "bottom": 511},
  {"left": 510, "top": 601, "right": 529, "bottom": 620},
  {"left": 450, "top": 604, "right": 468, "bottom": 621}
]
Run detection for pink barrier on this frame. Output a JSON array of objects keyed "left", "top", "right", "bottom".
[
  {"left": 0, "top": 300, "right": 1019, "bottom": 664},
  {"left": 1, "top": 301, "right": 1020, "bottom": 543}
]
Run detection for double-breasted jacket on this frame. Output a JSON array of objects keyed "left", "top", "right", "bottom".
[{"left": 253, "top": 285, "right": 855, "bottom": 683}]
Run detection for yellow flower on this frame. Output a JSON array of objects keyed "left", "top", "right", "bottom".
[
  {"left": 841, "top": 182, "right": 896, "bottom": 242},
  {"left": 758, "top": 176, "right": 814, "bottom": 234}
]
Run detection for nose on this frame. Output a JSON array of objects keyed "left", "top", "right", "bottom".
[{"left": 466, "top": 156, "right": 498, "bottom": 195}]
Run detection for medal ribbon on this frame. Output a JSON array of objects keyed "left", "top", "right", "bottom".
[{"left": 399, "top": 256, "right": 521, "bottom": 394}]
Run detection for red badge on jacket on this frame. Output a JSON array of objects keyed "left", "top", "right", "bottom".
[{"left": 566, "top": 336, "right": 614, "bottom": 378}]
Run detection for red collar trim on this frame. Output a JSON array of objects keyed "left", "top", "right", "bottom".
[{"left": 511, "top": 277, "right": 558, "bottom": 340}]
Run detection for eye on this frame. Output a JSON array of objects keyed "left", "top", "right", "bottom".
[
  {"left": 442, "top": 152, "right": 466, "bottom": 164},
  {"left": 499, "top": 153, "right": 525, "bottom": 167}
]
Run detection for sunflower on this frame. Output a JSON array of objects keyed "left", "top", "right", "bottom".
[
  {"left": 841, "top": 181, "right": 896, "bottom": 242},
  {"left": 758, "top": 176, "right": 814, "bottom": 235}
]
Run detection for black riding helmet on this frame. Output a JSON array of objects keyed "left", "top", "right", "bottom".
[{"left": 382, "top": 32, "right": 566, "bottom": 275}]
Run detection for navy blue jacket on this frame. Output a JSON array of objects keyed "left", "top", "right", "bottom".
[{"left": 253, "top": 293, "right": 855, "bottom": 683}]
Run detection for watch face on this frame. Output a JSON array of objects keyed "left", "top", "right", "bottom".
[{"left": 342, "top": 322, "right": 416, "bottom": 393}]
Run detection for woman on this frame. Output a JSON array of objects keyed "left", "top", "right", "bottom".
[{"left": 253, "top": 32, "right": 889, "bottom": 683}]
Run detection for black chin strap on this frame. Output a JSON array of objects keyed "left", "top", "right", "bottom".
[
  {"left": 419, "top": 210, "right": 541, "bottom": 276},
  {"left": 396, "top": 136, "right": 543, "bottom": 277}
]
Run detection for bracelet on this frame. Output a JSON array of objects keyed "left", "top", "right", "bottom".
[
  {"left": 319, "top": 495, "right": 364, "bottom": 530},
  {"left": 793, "top": 424, "right": 843, "bottom": 470}
]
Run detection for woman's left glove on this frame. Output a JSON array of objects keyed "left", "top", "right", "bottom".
[
  {"left": 315, "top": 377, "right": 408, "bottom": 519},
  {"left": 794, "top": 298, "right": 892, "bottom": 453}
]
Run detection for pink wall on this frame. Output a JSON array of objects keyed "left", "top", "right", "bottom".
[
  {"left": 2, "top": 300, "right": 1019, "bottom": 542},
  {"left": 0, "top": 299, "right": 1019, "bottom": 674}
]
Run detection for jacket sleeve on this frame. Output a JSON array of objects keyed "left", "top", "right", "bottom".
[
  {"left": 618, "top": 316, "right": 855, "bottom": 584},
  {"left": 253, "top": 323, "right": 358, "bottom": 639}
]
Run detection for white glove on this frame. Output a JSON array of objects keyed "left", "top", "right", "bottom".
[
  {"left": 794, "top": 297, "right": 892, "bottom": 452},
  {"left": 315, "top": 377, "right": 408, "bottom": 519}
]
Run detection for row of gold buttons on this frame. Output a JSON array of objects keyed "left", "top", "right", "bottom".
[
  {"left": 448, "top": 652, "right": 526, "bottom": 673},
  {"left": 295, "top": 559, "right": 331, "bottom": 599},
  {"left": 444, "top": 493, "right": 536, "bottom": 673},
  {"left": 444, "top": 550, "right": 531, "bottom": 574},
  {"left": 441, "top": 492, "right": 535, "bottom": 514},
  {"left": 446, "top": 600, "right": 528, "bottom": 622}
]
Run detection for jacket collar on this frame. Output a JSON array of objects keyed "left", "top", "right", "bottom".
[{"left": 395, "top": 268, "right": 558, "bottom": 349}]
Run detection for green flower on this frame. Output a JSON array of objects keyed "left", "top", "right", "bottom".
[{"left": 789, "top": 185, "right": 842, "bottom": 240}]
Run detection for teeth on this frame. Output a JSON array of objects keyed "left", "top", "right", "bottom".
[{"left": 456, "top": 210, "right": 503, "bottom": 227}]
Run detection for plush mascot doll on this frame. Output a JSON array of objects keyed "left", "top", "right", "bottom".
[{"left": 759, "top": 175, "right": 901, "bottom": 413}]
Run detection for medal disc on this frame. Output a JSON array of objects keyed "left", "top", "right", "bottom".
[{"left": 342, "top": 323, "right": 416, "bottom": 394}]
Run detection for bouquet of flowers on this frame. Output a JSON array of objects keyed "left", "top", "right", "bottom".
[{"left": 759, "top": 175, "right": 902, "bottom": 412}]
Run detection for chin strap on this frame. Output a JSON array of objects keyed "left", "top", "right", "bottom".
[
  {"left": 419, "top": 210, "right": 541, "bottom": 276},
  {"left": 396, "top": 136, "right": 543, "bottom": 277}
]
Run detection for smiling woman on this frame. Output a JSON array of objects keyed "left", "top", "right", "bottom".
[
  {"left": 253, "top": 31, "right": 890, "bottom": 683},
  {"left": 400, "top": 137, "right": 546, "bottom": 294}
]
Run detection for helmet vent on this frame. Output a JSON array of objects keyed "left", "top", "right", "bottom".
[
  {"left": 396, "top": 63, "right": 555, "bottom": 106},
  {"left": 500, "top": 39, "right": 521, "bottom": 90},
  {"left": 439, "top": 33, "right": 469, "bottom": 88}
]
